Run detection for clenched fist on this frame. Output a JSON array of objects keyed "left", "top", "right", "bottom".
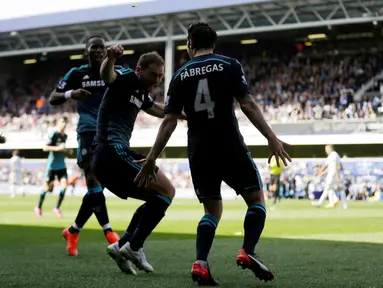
[{"left": 107, "top": 44, "right": 124, "bottom": 60}]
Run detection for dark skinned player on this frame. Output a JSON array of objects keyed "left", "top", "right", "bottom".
[{"left": 48, "top": 35, "right": 128, "bottom": 270}]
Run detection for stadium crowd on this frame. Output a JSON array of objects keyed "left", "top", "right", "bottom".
[{"left": 0, "top": 50, "right": 382, "bottom": 135}]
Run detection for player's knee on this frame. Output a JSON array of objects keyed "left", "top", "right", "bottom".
[
  {"left": 153, "top": 170, "right": 176, "bottom": 200},
  {"left": 61, "top": 181, "right": 68, "bottom": 190},
  {"left": 242, "top": 188, "right": 265, "bottom": 206},
  {"left": 85, "top": 172, "right": 99, "bottom": 188},
  {"left": 202, "top": 199, "right": 223, "bottom": 221},
  {"left": 45, "top": 183, "right": 53, "bottom": 192},
  {"left": 160, "top": 182, "right": 175, "bottom": 200}
]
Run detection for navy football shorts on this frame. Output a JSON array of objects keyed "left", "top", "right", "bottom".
[
  {"left": 45, "top": 168, "right": 68, "bottom": 184},
  {"left": 77, "top": 132, "right": 96, "bottom": 169},
  {"left": 92, "top": 144, "right": 159, "bottom": 200},
  {"left": 189, "top": 146, "right": 263, "bottom": 202}
]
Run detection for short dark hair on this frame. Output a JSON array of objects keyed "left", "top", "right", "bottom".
[
  {"left": 61, "top": 116, "right": 69, "bottom": 123},
  {"left": 85, "top": 34, "right": 104, "bottom": 49},
  {"left": 187, "top": 22, "right": 217, "bottom": 50},
  {"left": 137, "top": 52, "right": 164, "bottom": 70}
]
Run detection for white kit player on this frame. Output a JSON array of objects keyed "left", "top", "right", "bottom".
[
  {"left": 312, "top": 145, "right": 346, "bottom": 209},
  {"left": 9, "top": 150, "right": 25, "bottom": 198}
]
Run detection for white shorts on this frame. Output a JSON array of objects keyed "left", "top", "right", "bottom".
[
  {"left": 324, "top": 177, "right": 338, "bottom": 190},
  {"left": 9, "top": 172, "right": 22, "bottom": 185}
]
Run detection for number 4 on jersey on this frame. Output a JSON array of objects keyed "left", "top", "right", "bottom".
[{"left": 194, "top": 78, "right": 215, "bottom": 119}]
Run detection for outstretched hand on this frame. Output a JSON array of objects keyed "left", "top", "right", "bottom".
[
  {"left": 71, "top": 89, "right": 91, "bottom": 100},
  {"left": 134, "top": 158, "right": 157, "bottom": 188},
  {"left": 267, "top": 136, "right": 291, "bottom": 167}
]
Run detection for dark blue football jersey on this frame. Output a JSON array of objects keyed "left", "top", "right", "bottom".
[
  {"left": 95, "top": 69, "right": 154, "bottom": 147},
  {"left": 165, "top": 53, "right": 249, "bottom": 152},
  {"left": 46, "top": 131, "right": 68, "bottom": 170},
  {"left": 56, "top": 64, "right": 123, "bottom": 134}
]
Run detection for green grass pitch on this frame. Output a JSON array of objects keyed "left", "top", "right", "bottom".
[{"left": 0, "top": 195, "right": 382, "bottom": 288}]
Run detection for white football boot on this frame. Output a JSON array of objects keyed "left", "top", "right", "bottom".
[
  {"left": 119, "top": 242, "right": 154, "bottom": 273},
  {"left": 107, "top": 242, "right": 137, "bottom": 275}
]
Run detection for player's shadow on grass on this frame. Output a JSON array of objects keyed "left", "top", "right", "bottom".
[{"left": 0, "top": 224, "right": 382, "bottom": 288}]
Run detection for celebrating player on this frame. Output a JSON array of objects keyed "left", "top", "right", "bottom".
[
  {"left": 135, "top": 22, "right": 291, "bottom": 285},
  {"left": 92, "top": 45, "right": 184, "bottom": 275},
  {"left": 49, "top": 35, "right": 120, "bottom": 257},
  {"left": 35, "top": 117, "right": 70, "bottom": 217},
  {"left": 9, "top": 150, "right": 24, "bottom": 198}
]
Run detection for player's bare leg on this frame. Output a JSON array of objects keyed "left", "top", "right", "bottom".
[
  {"left": 54, "top": 177, "right": 68, "bottom": 218},
  {"left": 119, "top": 168, "right": 175, "bottom": 273},
  {"left": 190, "top": 198, "right": 222, "bottom": 286},
  {"left": 238, "top": 189, "right": 274, "bottom": 282},
  {"left": 269, "top": 183, "right": 278, "bottom": 205},
  {"left": 312, "top": 186, "right": 331, "bottom": 207},
  {"left": 325, "top": 189, "right": 337, "bottom": 208}
]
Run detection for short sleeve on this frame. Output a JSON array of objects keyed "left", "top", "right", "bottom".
[
  {"left": 113, "top": 69, "right": 135, "bottom": 91},
  {"left": 142, "top": 93, "right": 154, "bottom": 110},
  {"left": 114, "top": 65, "right": 124, "bottom": 71},
  {"left": 46, "top": 132, "right": 57, "bottom": 146},
  {"left": 56, "top": 68, "right": 78, "bottom": 92},
  {"left": 164, "top": 76, "right": 183, "bottom": 115},
  {"left": 232, "top": 59, "right": 250, "bottom": 100}
]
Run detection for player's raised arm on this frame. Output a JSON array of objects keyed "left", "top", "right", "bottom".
[{"left": 100, "top": 44, "right": 124, "bottom": 84}]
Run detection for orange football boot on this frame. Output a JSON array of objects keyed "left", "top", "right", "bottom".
[
  {"left": 62, "top": 227, "right": 79, "bottom": 256},
  {"left": 191, "top": 261, "right": 218, "bottom": 286},
  {"left": 236, "top": 249, "right": 274, "bottom": 282},
  {"left": 105, "top": 231, "right": 120, "bottom": 244}
]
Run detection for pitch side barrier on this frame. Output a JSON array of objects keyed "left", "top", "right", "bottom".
[
  {"left": 0, "top": 157, "right": 381, "bottom": 199},
  {"left": 0, "top": 143, "right": 382, "bottom": 160}
]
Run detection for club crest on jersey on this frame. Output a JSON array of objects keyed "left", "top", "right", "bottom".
[
  {"left": 180, "top": 63, "right": 224, "bottom": 81},
  {"left": 82, "top": 80, "right": 105, "bottom": 88},
  {"left": 130, "top": 94, "right": 144, "bottom": 108},
  {"left": 58, "top": 80, "right": 67, "bottom": 89}
]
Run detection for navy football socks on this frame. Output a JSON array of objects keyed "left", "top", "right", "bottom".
[
  {"left": 118, "top": 203, "right": 147, "bottom": 248},
  {"left": 55, "top": 188, "right": 66, "bottom": 209},
  {"left": 196, "top": 213, "right": 219, "bottom": 262},
  {"left": 38, "top": 191, "right": 47, "bottom": 208},
  {"left": 129, "top": 195, "right": 171, "bottom": 251},
  {"left": 90, "top": 189, "right": 111, "bottom": 228},
  {"left": 242, "top": 203, "right": 266, "bottom": 256},
  {"left": 73, "top": 193, "right": 94, "bottom": 230},
  {"left": 72, "top": 187, "right": 111, "bottom": 234}
]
